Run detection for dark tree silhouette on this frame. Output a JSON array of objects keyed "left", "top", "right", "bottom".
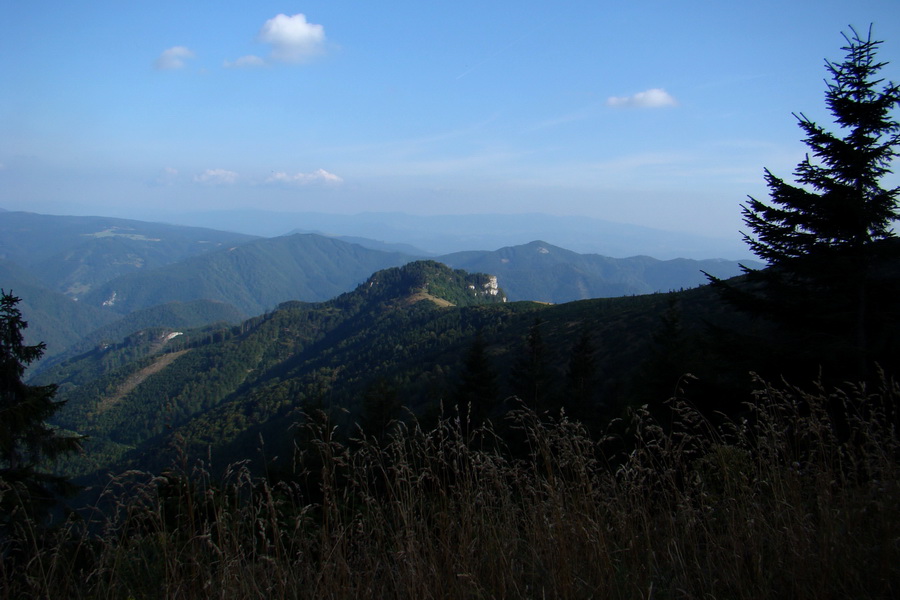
[
  {"left": 565, "top": 328, "right": 597, "bottom": 421},
  {"left": 453, "top": 329, "right": 499, "bottom": 429},
  {"left": 509, "top": 318, "right": 549, "bottom": 413},
  {"left": 358, "top": 377, "right": 402, "bottom": 442},
  {"left": 0, "top": 291, "right": 82, "bottom": 526},
  {"left": 643, "top": 296, "right": 693, "bottom": 399},
  {"left": 708, "top": 26, "right": 900, "bottom": 380}
]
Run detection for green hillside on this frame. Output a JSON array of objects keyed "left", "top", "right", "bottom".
[
  {"left": 0, "top": 259, "right": 118, "bottom": 365},
  {"left": 79, "top": 234, "right": 753, "bottom": 316},
  {"left": 1, "top": 256, "right": 244, "bottom": 374},
  {"left": 80, "top": 233, "right": 414, "bottom": 315},
  {"left": 46, "top": 261, "right": 512, "bottom": 475},
  {"left": 33, "top": 299, "right": 246, "bottom": 377},
  {"left": 0, "top": 210, "right": 257, "bottom": 298},
  {"left": 439, "top": 240, "right": 760, "bottom": 302},
  {"left": 3, "top": 211, "right": 753, "bottom": 383},
  {"left": 20, "top": 256, "right": 900, "bottom": 598},
  {"left": 15, "top": 248, "right": 900, "bottom": 600}
]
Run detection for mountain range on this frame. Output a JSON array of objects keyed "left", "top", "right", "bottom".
[
  {"left": 8, "top": 208, "right": 891, "bottom": 488},
  {"left": 0, "top": 210, "right": 757, "bottom": 373},
  {"left": 39, "top": 260, "right": 707, "bottom": 479},
  {"left": 161, "top": 209, "right": 753, "bottom": 260}
]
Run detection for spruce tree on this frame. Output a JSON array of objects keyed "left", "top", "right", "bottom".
[
  {"left": 358, "top": 377, "right": 402, "bottom": 442},
  {"left": 453, "top": 329, "right": 499, "bottom": 429},
  {"left": 708, "top": 27, "right": 900, "bottom": 380},
  {"left": 0, "top": 291, "right": 81, "bottom": 525},
  {"left": 565, "top": 328, "right": 597, "bottom": 421},
  {"left": 509, "top": 318, "right": 550, "bottom": 412}
]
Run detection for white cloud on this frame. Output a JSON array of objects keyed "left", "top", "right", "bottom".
[
  {"left": 152, "top": 167, "right": 180, "bottom": 186},
  {"left": 154, "top": 46, "right": 196, "bottom": 70},
  {"left": 257, "top": 13, "right": 326, "bottom": 63},
  {"left": 194, "top": 169, "right": 239, "bottom": 185},
  {"left": 223, "top": 55, "right": 266, "bottom": 69},
  {"left": 266, "top": 168, "right": 342, "bottom": 185},
  {"left": 606, "top": 88, "right": 677, "bottom": 108}
]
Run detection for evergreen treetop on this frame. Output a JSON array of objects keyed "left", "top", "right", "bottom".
[
  {"left": 708, "top": 26, "right": 900, "bottom": 382},
  {"left": 742, "top": 26, "right": 899, "bottom": 265},
  {"left": 1, "top": 290, "right": 82, "bottom": 528}
]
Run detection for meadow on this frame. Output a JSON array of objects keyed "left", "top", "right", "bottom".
[{"left": 3, "top": 375, "right": 897, "bottom": 599}]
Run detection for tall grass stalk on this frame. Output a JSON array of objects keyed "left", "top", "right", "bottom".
[{"left": 2, "top": 377, "right": 897, "bottom": 599}]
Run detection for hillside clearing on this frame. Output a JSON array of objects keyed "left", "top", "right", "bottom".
[{"left": 94, "top": 350, "right": 189, "bottom": 415}]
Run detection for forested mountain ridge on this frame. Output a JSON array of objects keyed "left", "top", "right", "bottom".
[
  {"left": 79, "top": 233, "right": 414, "bottom": 316},
  {"left": 439, "top": 240, "right": 761, "bottom": 302},
  {"left": 33, "top": 299, "right": 247, "bottom": 375},
  {"left": 0, "top": 211, "right": 257, "bottom": 362},
  {"left": 2, "top": 211, "right": 752, "bottom": 310},
  {"left": 3, "top": 210, "right": 753, "bottom": 375},
  {"left": 45, "top": 261, "right": 514, "bottom": 475},
  {"left": 195, "top": 209, "right": 750, "bottom": 259},
  {"left": 43, "top": 256, "right": 775, "bottom": 482},
  {"left": 0, "top": 259, "right": 119, "bottom": 363},
  {"left": 77, "top": 234, "right": 752, "bottom": 315},
  {"left": 0, "top": 210, "right": 257, "bottom": 299}
]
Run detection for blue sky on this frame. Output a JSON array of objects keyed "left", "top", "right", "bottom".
[{"left": 2, "top": 0, "right": 898, "bottom": 240}]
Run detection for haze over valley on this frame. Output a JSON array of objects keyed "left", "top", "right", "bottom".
[{"left": 0, "top": 208, "right": 758, "bottom": 371}]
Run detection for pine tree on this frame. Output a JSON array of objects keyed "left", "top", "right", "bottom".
[
  {"left": 0, "top": 291, "right": 82, "bottom": 525},
  {"left": 708, "top": 27, "right": 900, "bottom": 380},
  {"left": 565, "top": 328, "right": 597, "bottom": 421},
  {"left": 743, "top": 26, "right": 899, "bottom": 263},
  {"left": 643, "top": 296, "right": 693, "bottom": 399},
  {"left": 453, "top": 329, "right": 499, "bottom": 429},
  {"left": 358, "top": 377, "right": 402, "bottom": 442},
  {"left": 509, "top": 318, "right": 550, "bottom": 412}
]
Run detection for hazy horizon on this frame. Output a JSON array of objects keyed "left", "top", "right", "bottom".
[{"left": 0, "top": 206, "right": 754, "bottom": 260}]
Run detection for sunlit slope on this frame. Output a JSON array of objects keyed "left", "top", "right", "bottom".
[
  {"left": 80, "top": 233, "right": 414, "bottom": 315},
  {"left": 439, "top": 240, "right": 758, "bottom": 302},
  {"left": 0, "top": 210, "right": 257, "bottom": 298},
  {"left": 46, "top": 261, "right": 515, "bottom": 475}
]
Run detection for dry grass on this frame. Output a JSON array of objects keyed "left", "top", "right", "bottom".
[{"left": 2, "top": 375, "right": 898, "bottom": 599}]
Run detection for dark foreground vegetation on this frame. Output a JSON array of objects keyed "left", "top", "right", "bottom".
[{"left": 3, "top": 377, "right": 898, "bottom": 599}]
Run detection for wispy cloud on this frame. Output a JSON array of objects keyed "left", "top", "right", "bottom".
[
  {"left": 258, "top": 13, "right": 326, "bottom": 64},
  {"left": 266, "top": 168, "right": 342, "bottom": 185},
  {"left": 223, "top": 55, "right": 266, "bottom": 69},
  {"left": 591, "top": 152, "right": 686, "bottom": 172},
  {"left": 456, "top": 35, "right": 524, "bottom": 80},
  {"left": 194, "top": 168, "right": 238, "bottom": 185},
  {"left": 606, "top": 88, "right": 677, "bottom": 109},
  {"left": 574, "top": 145, "right": 782, "bottom": 190},
  {"left": 154, "top": 46, "right": 195, "bottom": 70},
  {"left": 151, "top": 167, "right": 180, "bottom": 186},
  {"left": 527, "top": 104, "right": 603, "bottom": 132}
]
